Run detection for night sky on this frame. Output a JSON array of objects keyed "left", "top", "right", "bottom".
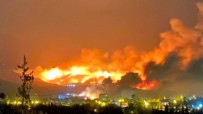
[{"left": 1, "top": 0, "right": 203, "bottom": 95}]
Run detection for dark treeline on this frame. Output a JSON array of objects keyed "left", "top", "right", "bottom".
[
  {"left": 0, "top": 104, "right": 123, "bottom": 114},
  {"left": 1, "top": 104, "right": 203, "bottom": 114}
]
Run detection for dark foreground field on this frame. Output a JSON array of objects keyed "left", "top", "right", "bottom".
[{"left": 0, "top": 104, "right": 203, "bottom": 114}]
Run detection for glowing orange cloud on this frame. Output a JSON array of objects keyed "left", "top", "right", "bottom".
[{"left": 32, "top": 3, "right": 203, "bottom": 91}]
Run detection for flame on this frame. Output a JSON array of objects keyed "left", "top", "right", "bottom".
[
  {"left": 70, "top": 66, "right": 88, "bottom": 75},
  {"left": 40, "top": 66, "right": 124, "bottom": 84},
  {"left": 32, "top": 3, "right": 203, "bottom": 91},
  {"left": 134, "top": 80, "right": 159, "bottom": 90},
  {"left": 41, "top": 67, "right": 69, "bottom": 81},
  {"left": 33, "top": 46, "right": 155, "bottom": 89}
]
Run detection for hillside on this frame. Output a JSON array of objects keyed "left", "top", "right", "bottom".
[{"left": 0, "top": 78, "right": 88, "bottom": 98}]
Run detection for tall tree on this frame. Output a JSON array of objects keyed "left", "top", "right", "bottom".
[
  {"left": 0, "top": 93, "right": 6, "bottom": 99},
  {"left": 17, "top": 56, "right": 34, "bottom": 106}
]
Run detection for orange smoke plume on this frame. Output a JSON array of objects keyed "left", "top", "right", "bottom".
[
  {"left": 134, "top": 80, "right": 159, "bottom": 90},
  {"left": 32, "top": 3, "right": 203, "bottom": 91}
]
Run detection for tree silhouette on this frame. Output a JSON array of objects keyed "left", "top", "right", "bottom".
[
  {"left": 0, "top": 93, "right": 6, "bottom": 99},
  {"left": 17, "top": 56, "right": 34, "bottom": 107}
]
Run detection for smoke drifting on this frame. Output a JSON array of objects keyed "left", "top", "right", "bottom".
[
  {"left": 140, "top": 2, "right": 203, "bottom": 96},
  {"left": 29, "top": 2, "right": 203, "bottom": 97}
]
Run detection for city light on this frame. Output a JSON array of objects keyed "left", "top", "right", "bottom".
[
  {"left": 144, "top": 100, "right": 149, "bottom": 108},
  {"left": 173, "top": 100, "right": 177, "bottom": 104}
]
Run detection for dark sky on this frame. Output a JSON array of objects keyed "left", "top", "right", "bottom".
[{"left": 0, "top": 0, "right": 202, "bottom": 82}]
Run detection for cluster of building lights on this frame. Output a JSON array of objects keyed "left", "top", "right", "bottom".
[
  {"left": 66, "top": 84, "right": 76, "bottom": 87},
  {"left": 2, "top": 94, "right": 203, "bottom": 113}
]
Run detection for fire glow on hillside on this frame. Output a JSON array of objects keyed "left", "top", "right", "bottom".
[{"left": 22, "top": 3, "right": 203, "bottom": 91}]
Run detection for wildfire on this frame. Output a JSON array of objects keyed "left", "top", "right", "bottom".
[
  {"left": 134, "top": 80, "right": 159, "bottom": 90},
  {"left": 32, "top": 3, "right": 203, "bottom": 91},
  {"left": 41, "top": 68, "right": 69, "bottom": 81},
  {"left": 40, "top": 66, "right": 125, "bottom": 84}
]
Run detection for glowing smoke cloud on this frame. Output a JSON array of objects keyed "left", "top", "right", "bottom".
[{"left": 30, "top": 3, "right": 203, "bottom": 97}]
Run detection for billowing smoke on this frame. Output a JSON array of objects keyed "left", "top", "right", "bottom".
[
  {"left": 118, "top": 72, "right": 140, "bottom": 88},
  {"left": 79, "top": 85, "right": 105, "bottom": 100},
  {"left": 29, "top": 2, "right": 203, "bottom": 98},
  {"left": 140, "top": 2, "right": 203, "bottom": 96},
  {"left": 80, "top": 72, "right": 141, "bottom": 98}
]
